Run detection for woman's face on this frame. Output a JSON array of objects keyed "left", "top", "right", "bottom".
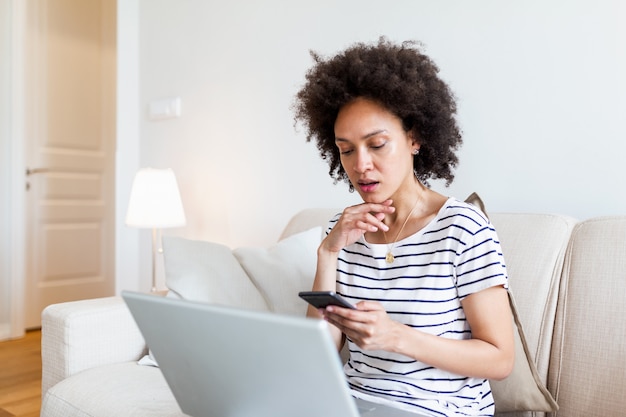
[{"left": 334, "top": 97, "right": 419, "bottom": 203}]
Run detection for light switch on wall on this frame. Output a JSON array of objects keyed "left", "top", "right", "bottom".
[{"left": 148, "top": 97, "right": 181, "bottom": 120}]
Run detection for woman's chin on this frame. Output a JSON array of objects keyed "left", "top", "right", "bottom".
[{"left": 359, "top": 194, "right": 388, "bottom": 205}]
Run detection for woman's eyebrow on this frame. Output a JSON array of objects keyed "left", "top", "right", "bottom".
[
  {"left": 363, "top": 129, "right": 388, "bottom": 139},
  {"left": 335, "top": 129, "right": 389, "bottom": 143}
]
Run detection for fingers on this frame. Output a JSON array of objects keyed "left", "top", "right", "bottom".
[
  {"left": 322, "top": 305, "right": 363, "bottom": 330},
  {"left": 354, "top": 217, "right": 384, "bottom": 233},
  {"left": 323, "top": 302, "right": 385, "bottom": 329},
  {"left": 354, "top": 301, "right": 386, "bottom": 311},
  {"left": 323, "top": 305, "right": 390, "bottom": 351},
  {"left": 321, "top": 201, "right": 395, "bottom": 252},
  {"left": 372, "top": 199, "right": 393, "bottom": 222},
  {"left": 341, "top": 201, "right": 395, "bottom": 232}
]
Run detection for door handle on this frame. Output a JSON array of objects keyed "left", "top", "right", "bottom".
[
  {"left": 26, "top": 167, "right": 51, "bottom": 176},
  {"left": 25, "top": 167, "right": 51, "bottom": 190}
]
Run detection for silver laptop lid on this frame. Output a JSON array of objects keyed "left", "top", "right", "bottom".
[{"left": 122, "top": 291, "right": 361, "bottom": 417}]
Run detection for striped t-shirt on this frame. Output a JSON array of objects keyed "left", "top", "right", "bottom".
[{"left": 329, "top": 198, "right": 508, "bottom": 417}]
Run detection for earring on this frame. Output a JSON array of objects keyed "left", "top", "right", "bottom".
[{"left": 412, "top": 149, "right": 420, "bottom": 155}]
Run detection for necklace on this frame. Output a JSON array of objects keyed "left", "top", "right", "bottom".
[{"left": 382, "top": 193, "right": 421, "bottom": 264}]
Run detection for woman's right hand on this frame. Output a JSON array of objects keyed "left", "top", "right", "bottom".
[
  {"left": 310, "top": 199, "right": 395, "bottom": 350},
  {"left": 321, "top": 199, "right": 395, "bottom": 253}
]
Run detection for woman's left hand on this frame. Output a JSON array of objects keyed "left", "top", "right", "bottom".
[
  {"left": 322, "top": 301, "right": 402, "bottom": 352},
  {"left": 322, "top": 287, "right": 515, "bottom": 380}
]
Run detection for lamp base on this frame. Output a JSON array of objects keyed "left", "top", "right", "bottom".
[{"left": 150, "top": 228, "right": 159, "bottom": 292}]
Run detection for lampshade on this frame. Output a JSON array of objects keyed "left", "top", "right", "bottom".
[{"left": 125, "top": 168, "right": 186, "bottom": 228}]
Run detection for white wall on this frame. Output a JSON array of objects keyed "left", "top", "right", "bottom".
[
  {"left": 116, "top": 0, "right": 142, "bottom": 293},
  {"left": 117, "top": 0, "right": 626, "bottom": 291}
]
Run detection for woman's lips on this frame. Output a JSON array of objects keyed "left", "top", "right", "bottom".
[{"left": 358, "top": 181, "right": 379, "bottom": 193}]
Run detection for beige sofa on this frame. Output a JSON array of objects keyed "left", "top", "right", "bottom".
[{"left": 40, "top": 208, "right": 626, "bottom": 417}]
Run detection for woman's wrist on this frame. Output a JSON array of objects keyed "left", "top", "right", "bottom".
[
  {"left": 312, "top": 242, "right": 341, "bottom": 291},
  {"left": 317, "top": 241, "right": 341, "bottom": 258}
]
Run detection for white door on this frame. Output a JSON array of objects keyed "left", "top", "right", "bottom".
[{"left": 23, "top": 0, "right": 116, "bottom": 328}]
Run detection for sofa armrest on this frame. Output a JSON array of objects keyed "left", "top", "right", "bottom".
[{"left": 41, "top": 296, "right": 147, "bottom": 397}]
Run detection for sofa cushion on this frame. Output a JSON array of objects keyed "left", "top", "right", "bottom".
[
  {"left": 466, "top": 196, "right": 561, "bottom": 412},
  {"left": 42, "top": 362, "right": 184, "bottom": 417},
  {"left": 490, "top": 213, "right": 575, "bottom": 410},
  {"left": 490, "top": 213, "right": 576, "bottom": 370},
  {"left": 549, "top": 217, "right": 626, "bottom": 416},
  {"left": 233, "top": 226, "right": 322, "bottom": 315}
]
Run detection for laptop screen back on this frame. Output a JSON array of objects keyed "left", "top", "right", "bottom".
[{"left": 122, "top": 291, "right": 360, "bottom": 417}]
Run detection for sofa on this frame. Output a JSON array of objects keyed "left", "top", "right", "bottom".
[{"left": 40, "top": 207, "right": 626, "bottom": 417}]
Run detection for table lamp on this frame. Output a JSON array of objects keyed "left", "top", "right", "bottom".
[{"left": 125, "top": 168, "right": 186, "bottom": 292}]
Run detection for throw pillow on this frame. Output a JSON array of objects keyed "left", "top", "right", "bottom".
[
  {"left": 138, "top": 237, "right": 276, "bottom": 368},
  {"left": 492, "top": 290, "right": 559, "bottom": 412},
  {"left": 464, "top": 191, "right": 488, "bottom": 217},
  {"left": 233, "top": 226, "right": 321, "bottom": 316},
  {"left": 464, "top": 192, "right": 558, "bottom": 412},
  {"left": 162, "top": 236, "right": 269, "bottom": 310},
  {"left": 140, "top": 228, "right": 321, "bottom": 368}
]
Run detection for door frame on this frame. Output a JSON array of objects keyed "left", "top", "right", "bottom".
[
  {"left": 4, "top": 0, "right": 137, "bottom": 337},
  {"left": 4, "top": 0, "right": 27, "bottom": 339},
  {"left": 23, "top": 0, "right": 119, "bottom": 329},
  {"left": 2, "top": 0, "right": 142, "bottom": 338}
]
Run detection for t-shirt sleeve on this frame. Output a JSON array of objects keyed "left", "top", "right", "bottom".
[{"left": 454, "top": 221, "right": 508, "bottom": 299}]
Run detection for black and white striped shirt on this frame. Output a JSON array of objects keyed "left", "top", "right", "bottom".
[{"left": 330, "top": 198, "right": 508, "bottom": 417}]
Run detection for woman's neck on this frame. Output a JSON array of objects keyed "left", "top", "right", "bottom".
[{"left": 384, "top": 182, "right": 426, "bottom": 227}]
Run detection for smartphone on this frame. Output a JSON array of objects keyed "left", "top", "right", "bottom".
[{"left": 298, "top": 291, "right": 356, "bottom": 310}]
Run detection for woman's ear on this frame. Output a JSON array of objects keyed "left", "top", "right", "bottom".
[{"left": 408, "top": 130, "right": 421, "bottom": 153}]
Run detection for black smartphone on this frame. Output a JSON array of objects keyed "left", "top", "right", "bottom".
[{"left": 298, "top": 291, "right": 356, "bottom": 310}]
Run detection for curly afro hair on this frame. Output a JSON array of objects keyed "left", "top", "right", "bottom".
[{"left": 293, "top": 38, "right": 462, "bottom": 187}]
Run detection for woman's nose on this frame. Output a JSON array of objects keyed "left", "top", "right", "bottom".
[{"left": 354, "top": 149, "right": 373, "bottom": 173}]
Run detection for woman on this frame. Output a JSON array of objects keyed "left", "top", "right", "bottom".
[{"left": 293, "top": 39, "right": 514, "bottom": 417}]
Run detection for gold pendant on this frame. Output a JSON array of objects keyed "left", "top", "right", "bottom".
[{"left": 386, "top": 252, "right": 394, "bottom": 264}]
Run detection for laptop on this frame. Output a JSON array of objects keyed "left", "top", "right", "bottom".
[{"left": 122, "top": 291, "right": 425, "bottom": 417}]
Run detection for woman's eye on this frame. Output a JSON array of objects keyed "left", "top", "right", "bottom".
[
  {"left": 340, "top": 149, "right": 354, "bottom": 155},
  {"left": 371, "top": 141, "right": 386, "bottom": 150}
]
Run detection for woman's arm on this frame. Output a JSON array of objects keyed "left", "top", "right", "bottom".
[
  {"left": 306, "top": 246, "right": 344, "bottom": 349},
  {"left": 324, "top": 285, "right": 515, "bottom": 380},
  {"left": 306, "top": 201, "right": 395, "bottom": 351}
]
